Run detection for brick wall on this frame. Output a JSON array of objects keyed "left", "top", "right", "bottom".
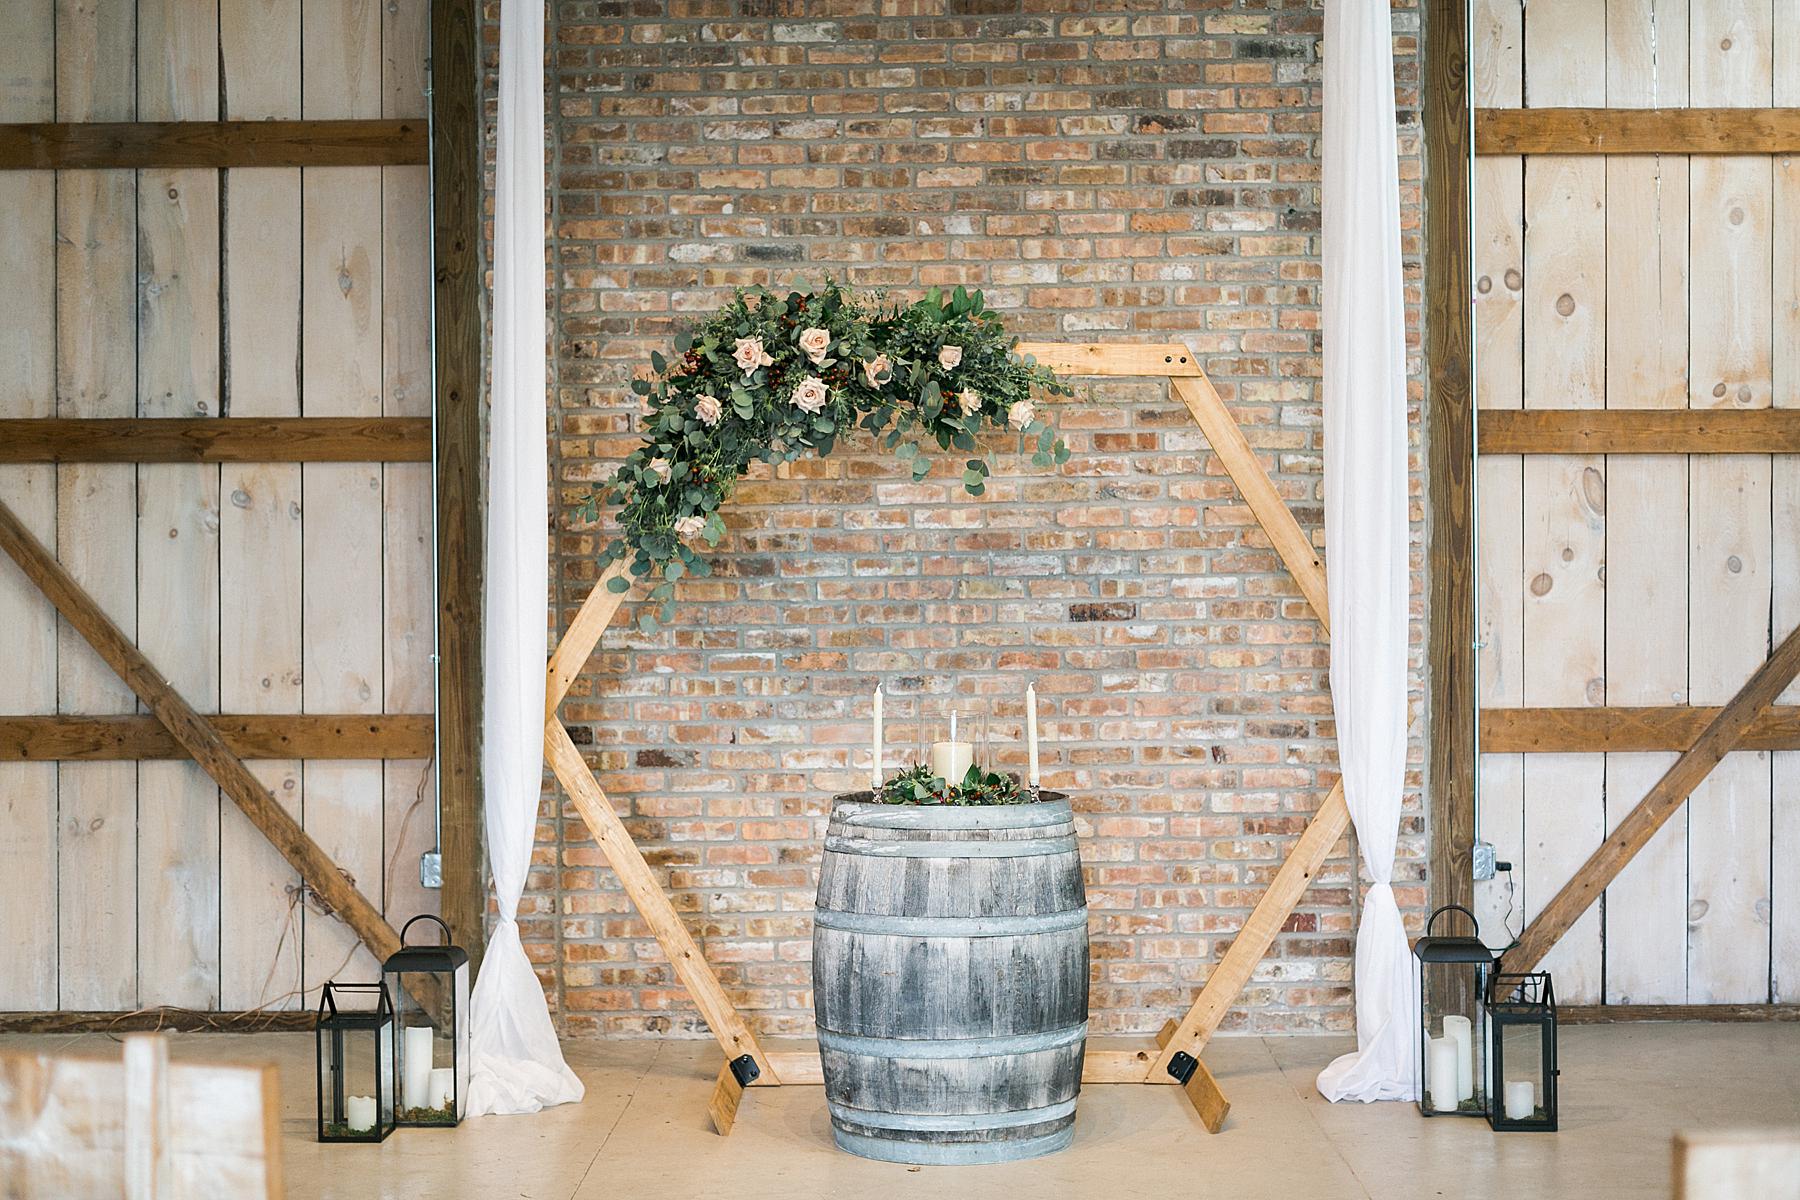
[{"left": 514, "top": 0, "right": 1430, "bottom": 1038}]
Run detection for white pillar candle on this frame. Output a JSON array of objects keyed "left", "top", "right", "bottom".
[
  {"left": 869, "top": 685, "right": 883, "bottom": 790},
  {"left": 345, "top": 1094, "right": 376, "bottom": 1133},
  {"left": 1026, "top": 683, "right": 1040, "bottom": 786},
  {"left": 402, "top": 1025, "right": 434, "bottom": 1109},
  {"left": 1442, "top": 1014, "right": 1474, "bottom": 1102},
  {"left": 930, "top": 739, "right": 973, "bottom": 783},
  {"left": 1503, "top": 1079, "right": 1535, "bottom": 1121},
  {"left": 426, "top": 1066, "right": 455, "bottom": 1111},
  {"left": 1427, "top": 1036, "right": 1460, "bottom": 1113}
]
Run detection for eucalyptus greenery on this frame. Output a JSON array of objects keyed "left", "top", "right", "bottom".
[
  {"left": 583, "top": 280, "right": 1073, "bottom": 632},
  {"left": 877, "top": 761, "right": 1032, "bottom": 806}
]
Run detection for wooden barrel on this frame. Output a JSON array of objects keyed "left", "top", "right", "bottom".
[{"left": 812, "top": 794, "right": 1088, "bottom": 1165}]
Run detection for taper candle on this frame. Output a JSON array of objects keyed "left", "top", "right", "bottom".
[
  {"left": 870, "top": 685, "right": 883, "bottom": 789},
  {"left": 1026, "top": 683, "right": 1040, "bottom": 786}
]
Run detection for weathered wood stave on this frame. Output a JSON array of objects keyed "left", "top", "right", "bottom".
[{"left": 812, "top": 796, "right": 1089, "bottom": 1165}]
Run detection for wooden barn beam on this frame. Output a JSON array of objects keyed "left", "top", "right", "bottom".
[
  {"left": 0, "top": 119, "right": 427, "bottom": 169},
  {"left": 1502, "top": 623, "right": 1800, "bottom": 974},
  {"left": 1475, "top": 106, "right": 1800, "bottom": 154},
  {"left": 432, "top": 0, "right": 488, "bottom": 974},
  {"left": 0, "top": 417, "right": 431, "bottom": 463},
  {"left": 1478, "top": 409, "right": 1800, "bottom": 455},
  {"left": 1423, "top": 0, "right": 1477, "bottom": 962},
  {"left": 1481, "top": 706, "right": 1800, "bottom": 753},
  {"left": 1013, "top": 341, "right": 1204, "bottom": 378},
  {"left": 0, "top": 499, "right": 412, "bottom": 986},
  {"left": 0, "top": 714, "right": 434, "bottom": 762}
]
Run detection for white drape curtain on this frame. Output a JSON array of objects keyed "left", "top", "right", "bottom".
[
  {"left": 466, "top": 0, "right": 584, "bottom": 1117},
  {"left": 1314, "top": 0, "right": 1419, "bottom": 1103}
]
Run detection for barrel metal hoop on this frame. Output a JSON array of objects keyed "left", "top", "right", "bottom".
[
  {"left": 826, "top": 1096, "right": 1078, "bottom": 1133},
  {"left": 816, "top": 1022, "right": 1088, "bottom": 1060},
  {"left": 812, "top": 906, "right": 1089, "bottom": 938},
  {"left": 829, "top": 1124, "right": 1076, "bottom": 1166},
  {"left": 823, "top": 835, "right": 1076, "bottom": 859},
  {"left": 830, "top": 799, "right": 1073, "bottom": 831}
]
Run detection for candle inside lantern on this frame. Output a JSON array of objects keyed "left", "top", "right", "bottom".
[
  {"left": 402, "top": 1024, "right": 434, "bottom": 1110},
  {"left": 1442, "top": 1014, "right": 1474, "bottom": 1102},
  {"left": 929, "top": 709, "right": 973, "bottom": 783},
  {"left": 426, "top": 1067, "right": 455, "bottom": 1111},
  {"left": 870, "top": 685, "right": 883, "bottom": 790},
  {"left": 1026, "top": 683, "right": 1040, "bottom": 787},
  {"left": 1503, "top": 1079, "right": 1535, "bottom": 1120},
  {"left": 1427, "top": 1036, "right": 1460, "bottom": 1113},
  {"left": 345, "top": 1094, "right": 376, "bottom": 1133}
]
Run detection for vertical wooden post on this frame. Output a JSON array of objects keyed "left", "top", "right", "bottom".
[
  {"left": 432, "top": 0, "right": 487, "bottom": 972},
  {"left": 1423, "top": 0, "right": 1476, "bottom": 955}
]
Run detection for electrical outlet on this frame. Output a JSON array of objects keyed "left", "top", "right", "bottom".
[{"left": 1472, "top": 840, "right": 1497, "bottom": 882}]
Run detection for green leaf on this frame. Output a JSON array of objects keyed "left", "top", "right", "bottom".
[
  {"left": 664, "top": 560, "right": 685, "bottom": 581},
  {"left": 651, "top": 350, "right": 666, "bottom": 373},
  {"left": 606, "top": 575, "right": 630, "bottom": 594},
  {"left": 1053, "top": 443, "right": 1070, "bottom": 464},
  {"left": 895, "top": 442, "right": 916, "bottom": 461}
]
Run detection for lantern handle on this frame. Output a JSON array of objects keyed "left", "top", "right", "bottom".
[
  {"left": 1425, "top": 903, "right": 1481, "bottom": 939},
  {"left": 400, "top": 913, "right": 454, "bottom": 948}
]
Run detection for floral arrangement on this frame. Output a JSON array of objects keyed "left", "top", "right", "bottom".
[
  {"left": 584, "top": 280, "right": 1073, "bottom": 631},
  {"left": 878, "top": 762, "right": 1032, "bottom": 806}
]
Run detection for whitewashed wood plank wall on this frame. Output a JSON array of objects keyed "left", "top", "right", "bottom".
[
  {"left": 0, "top": 0, "right": 436, "bottom": 1014},
  {"left": 1475, "top": 0, "right": 1799, "bottom": 1004}
]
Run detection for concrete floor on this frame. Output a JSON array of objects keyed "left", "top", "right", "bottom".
[{"left": 7, "top": 1024, "right": 1798, "bottom": 1199}]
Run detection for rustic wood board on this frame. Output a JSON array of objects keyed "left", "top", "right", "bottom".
[
  {"left": 1481, "top": 706, "right": 1800, "bottom": 752},
  {"left": 1520, "top": 3, "right": 1606, "bottom": 1002},
  {"left": 1773, "top": 2, "right": 1800, "bottom": 1006},
  {"left": 0, "top": 417, "right": 431, "bottom": 462},
  {"left": 0, "top": 0, "right": 58, "bottom": 1010},
  {"left": 1475, "top": 106, "right": 1800, "bottom": 154},
  {"left": 380, "top": 0, "right": 436, "bottom": 934},
  {"left": 1601, "top": 0, "right": 1689, "bottom": 1007},
  {"left": 0, "top": 714, "right": 434, "bottom": 761},
  {"left": 300, "top": 0, "right": 388, "bottom": 1002},
  {"left": 1471, "top": 0, "right": 1524, "bottom": 953},
  {"left": 0, "top": 117, "right": 427, "bottom": 168},
  {"left": 135, "top": 0, "right": 223, "bottom": 1012},
  {"left": 1686, "top": 0, "right": 1774, "bottom": 1006},
  {"left": 218, "top": 0, "right": 305, "bottom": 1015},
  {"left": 54, "top": 0, "right": 139, "bottom": 1013}
]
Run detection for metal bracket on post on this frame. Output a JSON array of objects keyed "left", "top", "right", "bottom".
[
  {"left": 729, "top": 1054, "right": 762, "bottom": 1088},
  {"left": 419, "top": 850, "right": 443, "bottom": 888},
  {"left": 1166, "top": 1051, "right": 1198, "bottom": 1085}
]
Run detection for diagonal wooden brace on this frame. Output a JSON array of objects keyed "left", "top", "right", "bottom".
[{"left": 0, "top": 498, "right": 418, "bottom": 998}]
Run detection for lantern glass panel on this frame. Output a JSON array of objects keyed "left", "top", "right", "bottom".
[
  {"left": 1413, "top": 905, "right": 1493, "bottom": 1119},
  {"left": 919, "top": 697, "right": 990, "bottom": 787},
  {"left": 315, "top": 981, "right": 396, "bottom": 1143},
  {"left": 385, "top": 915, "right": 471, "bottom": 1127},
  {"left": 1487, "top": 972, "right": 1558, "bottom": 1131}
]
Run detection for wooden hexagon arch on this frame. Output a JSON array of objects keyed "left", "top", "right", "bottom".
[{"left": 542, "top": 343, "right": 1351, "bottom": 1136}]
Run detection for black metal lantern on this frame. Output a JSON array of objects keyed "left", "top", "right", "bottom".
[
  {"left": 1413, "top": 904, "right": 1494, "bottom": 1118},
  {"left": 1486, "top": 972, "right": 1558, "bottom": 1131},
  {"left": 383, "top": 914, "right": 471, "bottom": 1127},
  {"left": 315, "top": 981, "right": 398, "bottom": 1143}
]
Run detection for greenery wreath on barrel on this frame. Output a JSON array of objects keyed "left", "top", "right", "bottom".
[{"left": 585, "top": 280, "right": 1073, "bottom": 632}]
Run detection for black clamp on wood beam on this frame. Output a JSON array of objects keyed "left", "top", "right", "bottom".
[
  {"left": 1166, "top": 1050, "right": 1199, "bottom": 1085},
  {"left": 729, "top": 1054, "right": 761, "bottom": 1088}
]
